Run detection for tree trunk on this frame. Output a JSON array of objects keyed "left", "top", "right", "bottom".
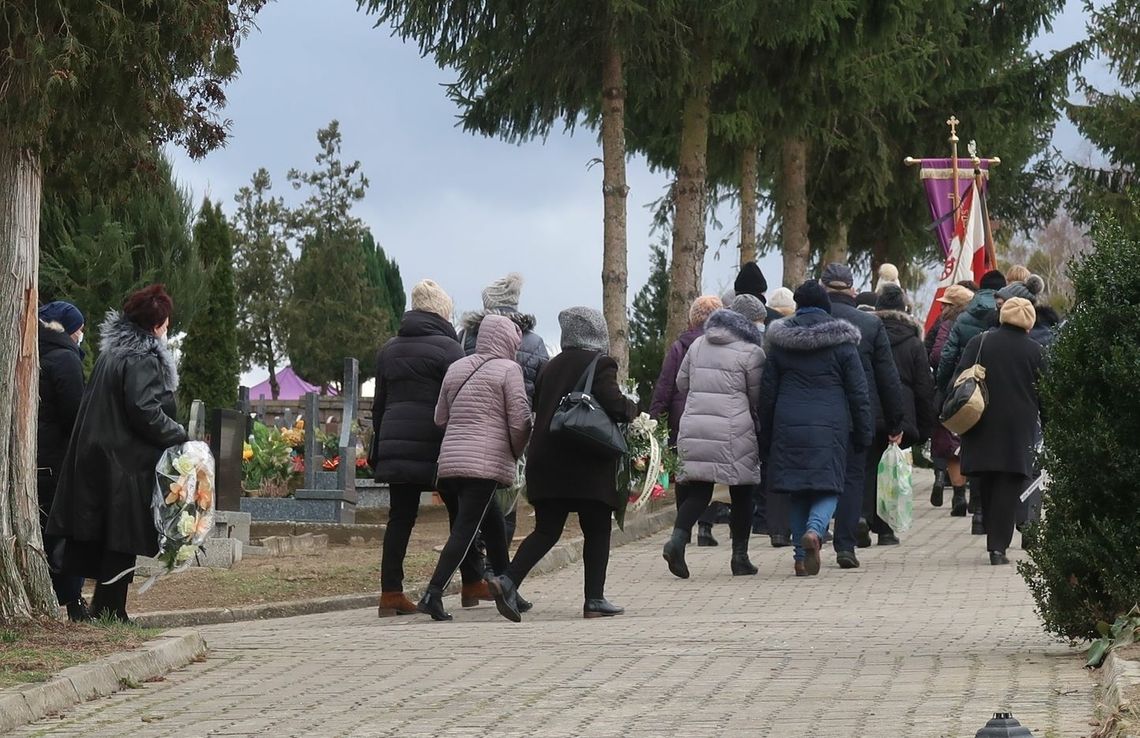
[
  {"left": 739, "top": 144, "right": 758, "bottom": 266},
  {"left": 777, "top": 137, "right": 811, "bottom": 289},
  {"left": 665, "top": 48, "right": 713, "bottom": 344},
  {"left": 601, "top": 44, "right": 630, "bottom": 380},
  {"left": 0, "top": 142, "right": 56, "bottom": 622},
  {"left": 821, "top": 221, "right": 849, "bottom": 268}
]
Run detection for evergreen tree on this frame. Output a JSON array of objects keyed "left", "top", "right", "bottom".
[
  {"left": 179, "top": 198, "right": 240, "bottom": 418},
  {"left": 232, "top": 168, "right": 293, "bottom": 401},
  {"left": 360, "top": 230, "right": 406, "bottom": 333},
  {"left": 628, "top": 241, "right": 670, "bottom": 410}
]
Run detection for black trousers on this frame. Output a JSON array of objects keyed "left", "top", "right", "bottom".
[
  {"left": 976, "top": 472, "right": 1028, "bottom": 553},
  {"left": 429, "top": 478, "right": 508, "bottom": 590},
  {"left": 508, "top": 499, "right": 612, "bottom": 600},
  {"left": 380, "top": 484, "right": 485, "bottom": 592},
  {"left": 37, "top": 472, "right": 83, "bottom": 604},
  {"left": 674, "top": 482, "right": 754, "bottom": 543},
  {"left": 62, "top": 542, "right": 134, "bottom": 619},
  {"left": 862, "top": 435, "right": 893, "bottom": 535}
]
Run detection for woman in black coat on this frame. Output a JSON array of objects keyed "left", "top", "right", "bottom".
[
  {"left": 862, "top": 287, "right": 936, "bottom": 543},
  {"left": 47, "top": 285, "right": 187, "bottom": 622},
  {"left": 370, "top": 280, "right": 482, "bottom": 616},
  {"left": 759, "top": 282, "right": 872, "bottom": 577},
  {"left": 489, "top": 307, "right": 637, "bottom": 621},
  {"left": 954, "top": 297, "right": 1046, "bottom": 564}
]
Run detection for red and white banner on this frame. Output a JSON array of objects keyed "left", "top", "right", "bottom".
[{"left": 924, "top": 181, "right": 991, "bottom": 333}]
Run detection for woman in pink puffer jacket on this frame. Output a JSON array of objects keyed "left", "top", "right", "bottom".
[{"left": 417, "top": 314, "right": 533, "bottom": 620}]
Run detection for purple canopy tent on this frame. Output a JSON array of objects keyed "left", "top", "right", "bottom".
[{"left": 247, "top": 366, "right": 337, "bottom": 401}]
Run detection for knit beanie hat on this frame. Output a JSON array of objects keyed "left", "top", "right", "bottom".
[
  {"left": 793, "top": 280, "right": 832, "bottom": 313},
  {"left": 688, "top": 295, "right": 723, "bottom": 328},
  {"left": 559, "top": 307, "right": 609, "bottom": 352},
  {"left": 856, "top": 291, "right": 878, "bottom": 312},
  {"left": 38, "top": 301, "right": 85, "bottom": 334},
  {"left": 979, "top": 270, "right": 1007, "bottom": 292},
  {"left": 768, "top": 287, "right": 795, "bottom": 316},
  {"left": 1000, "top": 297, "right": 1036, "bottom": 331},
  {"left": 481, "top": 272, "right": 523, "bottom": 310},
  {"left": 876, "top": 263, "right": 902, "bottom": 293},
  {"left": 876, "top": 285, "right": 907, "bottom": 312},
  {"left": 410, "top": 279, "right": 453, "bottom": 320},
  {"left": 730, "top": 294, "right": 766, "bottom": 323},
  {"left": 997, "top": 281, "right": 1036, "bottom": 305},
  {"left": 733, "top": 262, "right": 768, "bottom": 300}
]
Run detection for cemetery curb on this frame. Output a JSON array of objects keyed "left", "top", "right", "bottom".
[
  {"left": 132, "top": 507, "right": 675, "bottom": 630},
  {"left": 0, "top": 628, "right": 206, "bottom": 734},
  {"left": 1102, "top": 651, "right": 1140, "bottom": 735}
]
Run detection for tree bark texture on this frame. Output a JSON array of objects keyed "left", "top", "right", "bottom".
[
  {"left": 739, "top": 144, "right": 758, "bottom": 266},
  {"left": 0, "top": 142, "right": 56, "bottom": 622},
  {"left": 601, "top": 44, "right": 630, "bottom": 380},
  {"left": 665, "top": 49, "right": 713, "bottom": 345},
  {"left": 777, "top": 137, "right": 811, "bottom": 289},
  {"left": 821, "top": 221, "right": 849, "bottom": 268}
]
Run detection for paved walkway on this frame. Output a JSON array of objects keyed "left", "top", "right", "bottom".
[{"left": 17, "top": 470, "right": 1097, "bottom": 737}]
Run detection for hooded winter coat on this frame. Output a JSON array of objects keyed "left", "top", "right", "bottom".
[
  {"left": 675, "top": 310, "right": 766, "bottom": 485},
  {"left": 937, "top": 289, "right": 998, "bottom": 390},
  {"left": 38, "top": 321, "right": 85, "bottom": 475},
  {"left": 1029, "top": 305, "right": 1061, "bottom": 348},
  {"left": 435, "top": 314, "right": 532, "bottom": 486},
  {"left": 46, "top": 312, "right": 187, "bottom": 557},
  {"left": 955, "top": 325, "right": 1046, "bottom": 477},
  {"left": 828, "top": 292, "right": 905, "bottom": 436},
  {"left": 371, "top": 310, "right": 465, "bottom": 486},
  {"left": 876, "top": 310, "right": 936, "bottom": 448},
  {"left": 759, "top": 310, "right": 872, "bottom": 495},
  {"left": 525, "top": 349, "right": 638, "bottom": 509},
  {"left": 459, "top": 308, "right": 549, "bottom": 401},
  {"left": 648, "top": 327, "right": 703, "bottom": 444}
]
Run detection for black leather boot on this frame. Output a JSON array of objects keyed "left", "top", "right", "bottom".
[
  {"left": 930, "top": 469, "right": 946, "bottom": 507},
  {"left": 662, "top": 528, "right": 690, "bottom": 579},
  {"left": 971, "top": 511, "right": 985, "bottom": 536},
  {"left": 697, "top": 522, "right": 718, "bottom": 547},
  {"left": 950, "top": 486, "right": 968, "bottom": 517},
  {"left": 90, "top": 580, "right": 131, "bottom": 623},
  {"left": 487, "top": 575, "right": 521, "bottom": 623},
  {"left": 65, "top": 597, "right": 91, "bottom": 623},
  {"left": 515, "top": 592, "right": 533, "bottom": 613},
  {"left": 583, "top": 599, "right": 624, "bottom": 618},
  {"left": 416, "top": 586, "right": 452, "bottom": 621},
  {"left": 730, "top": 538, "right": 758, "bottom": 576}
]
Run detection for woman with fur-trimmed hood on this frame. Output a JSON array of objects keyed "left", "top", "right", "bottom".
[
  {"left": 47, "top": 285, "right": 188, "bottom": 622},
  {"left": 758, "top": 281, "right": 872, "bottom": 577},
  {"left": 661, "top": 306, "right": 766, "bottom": 580}
]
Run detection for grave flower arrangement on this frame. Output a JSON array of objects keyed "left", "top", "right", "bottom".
[
  {"left": 140, "top": 441, "right": 217, "bottom": 592},
  {"left": 615, "top": 413, "right": 677, "bottom": 529}
]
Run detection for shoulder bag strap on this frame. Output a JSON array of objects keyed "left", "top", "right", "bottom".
[
  {"left": 452, "top": 358, "right": 491, "bottom": 404},
  {"left": 577, "top": 353, "right": 604, "bottom": 395}
]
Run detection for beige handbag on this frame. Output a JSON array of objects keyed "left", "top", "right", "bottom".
[{"left": 940, "top": 333, "right": 989, "bottom": 435}]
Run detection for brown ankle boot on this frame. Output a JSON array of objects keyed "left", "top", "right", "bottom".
[
  {"left": 378, "top": 591, "right": 417, "bottom": 616},
  {"left": 461, "top": 581, "right": 493, "bottom": 608}
]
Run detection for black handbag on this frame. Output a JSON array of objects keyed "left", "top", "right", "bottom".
[{"left": 550, "top": 354, "right": 628, "bottom": 458}]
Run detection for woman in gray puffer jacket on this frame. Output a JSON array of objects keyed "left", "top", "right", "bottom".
[
  {"left": 418, "top": 314, "right": 533, "bottom": 621},
  {"left": 662, "top": 308, "right": 766, "bottom": 580}
]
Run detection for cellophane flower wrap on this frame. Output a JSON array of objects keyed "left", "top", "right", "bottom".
[
  {"left": 145, "top": 441, "right": 216, "bottom": 590},
  {"left": 615, "top": 413, "right": 677, "bottom": 530}
]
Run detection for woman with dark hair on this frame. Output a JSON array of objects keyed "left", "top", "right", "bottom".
[{"left": 47, "top": 285, "right": 188, "bottom": 622}]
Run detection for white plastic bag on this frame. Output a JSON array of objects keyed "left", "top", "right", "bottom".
[{"left": 876, "top": 443, "right": 913, "bottom": 533}]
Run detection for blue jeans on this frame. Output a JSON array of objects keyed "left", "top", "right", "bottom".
[{"left": 789, "top": 492, "right": 840, "bottom": 561}]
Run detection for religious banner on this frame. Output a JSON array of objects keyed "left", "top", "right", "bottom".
[
  {"left": 920, "top": 158, "right": 991, "bottom": 256},
  {"left": 924, "top": 180, "right": 991, "bottom": 333}
]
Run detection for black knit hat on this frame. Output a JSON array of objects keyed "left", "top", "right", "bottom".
[
  {"left": 793, "top": 280, "right": 832, "bottom": 313},
  {"left": 979, "top": 270, "right": 1007, "bottom": 291},
  {"left": 876, "top": 285, "right": 907, "bottom": 312},
  {"left": 856, "top": 291, "right": 878, "bottom": 311},
  {"left": 734, "top": 262, "right": 768, "bottom": 300}
]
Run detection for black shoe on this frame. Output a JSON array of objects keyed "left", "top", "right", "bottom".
[
  {"left": 663, "top": 528, "right": 690, "bottom": 579},
  {"left": 516, "top": 593, "right": 533, "bottom": 614},
  {"left": 950, "top": 486, "right": 968, "bottom": 517},
  {"left": 416, "top": 586, "right": 452, "bottom": 621},
  {"left": 65, "top": 597, "right": 91, "bottom": 623},
  {"left": 971, "top": 512, "right": 985, "bottom": 536},
  {"left": 989, "top": 550, "right": 1009, "bottom": 566},
  {"left": 583, "top": 599, "right": 624, "bottom": 618},
  {"left": 697, "top": 522, "right": 718, "bottom": 547},
  {"left": 877, "top": 533, "right": 900, "bottom": 546},
  {"left": 836, "top": 550, "right": 860, "bottom": 569},
  {"left": 769, "top": 534, "right": 792, "bottom": 548},
  {"left": 855, "top": 519, "right": 872, "bottom": 549},
  {"left": 730, "top": 540, "right": 757, "bottom": 576},
  {"left": 931, "top": 472, "right": 945, "bottom": 507},
  {"left": 486, "top": 576, "right": 521, "bottom": 623}
]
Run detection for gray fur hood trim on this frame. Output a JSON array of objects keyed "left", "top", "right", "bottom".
[
  {"left": 460, "top": 308, "right": 537, "bottom": 334},
  {"left": 876, "top": 309, "right": 922, "bottom": 338},
  {"left": 704, "top": 308, "right": 764, "bottom": 347},
  {"left": 99, "top": 311, "right": 179, "bottom": 390},
  {"left": 766, "top": 316, "right": 861, "bottom": 352}
]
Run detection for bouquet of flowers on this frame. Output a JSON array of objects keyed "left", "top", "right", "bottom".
[
  {"left": 615, "top": 413, "right": 678, "bottom": 529},
  {"left": 141, "top": 441, "right": 217, "bottom": 592}
]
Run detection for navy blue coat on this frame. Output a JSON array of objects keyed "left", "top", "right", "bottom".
[
  {"left": 829, "top": 293, "right": 905, "bottom": 436},
  {"left": 370, "top": 310, "right": 465, "bottom": 486},
  {"left": 759, "top": 310, "right": 873, "bottom": 495}
]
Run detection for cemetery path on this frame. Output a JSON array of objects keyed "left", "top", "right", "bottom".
[{"left": 15, "top": 470, "right": 1098, "bottom": 737}]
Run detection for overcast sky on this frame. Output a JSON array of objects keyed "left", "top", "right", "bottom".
[{"left": 168, "top": 0, "right": 1115, "bottom": 381}]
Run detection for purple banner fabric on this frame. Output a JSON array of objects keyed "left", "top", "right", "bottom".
[{"left": 921, "top": 159, "right": 990, "bottom": 256}]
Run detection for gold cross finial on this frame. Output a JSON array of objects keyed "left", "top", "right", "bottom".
[{"left": 947, "top": 115, "right": 960, "bottom": 143}]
